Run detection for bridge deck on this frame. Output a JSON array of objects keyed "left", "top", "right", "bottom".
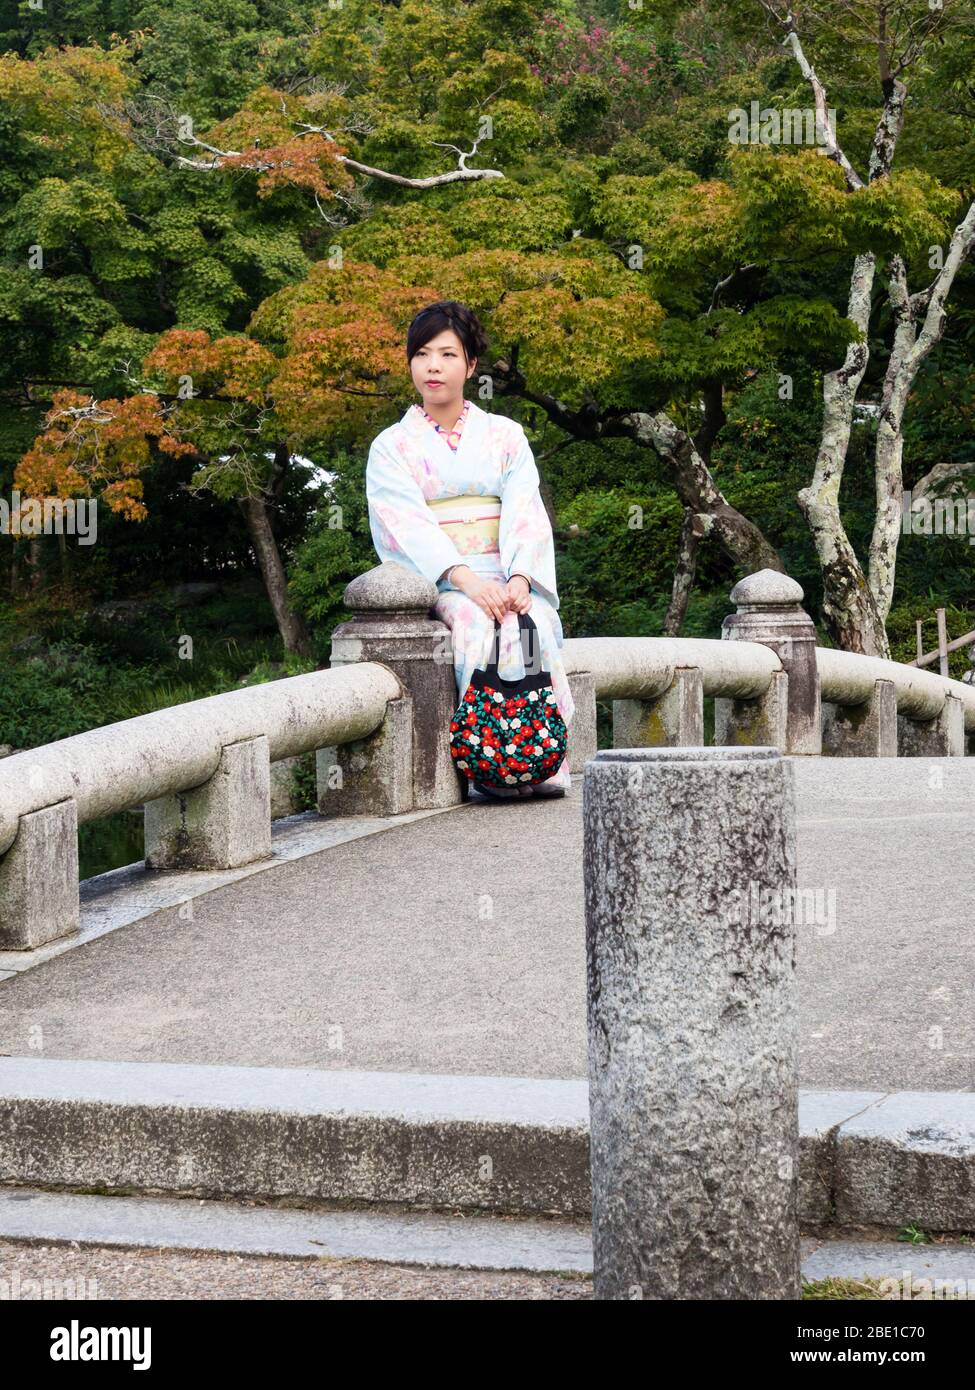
[{"left": 0, "top": 773, "right": 973, "bottom": 1091}]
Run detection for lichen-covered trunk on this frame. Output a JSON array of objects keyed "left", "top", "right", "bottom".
[
  {"left": 869, "top": 201, "right": 975, "bottom": 625},
  {"left": 625, "top": 410, "right": 784, "bottom": 578},
  {"left": 868, "top": 256, "right": 914, "bottom": 630},
  {"left": 664, "top": 508, "right": 712, "bottom": 636},
  {"left": 799, "top": 251, "right": 891, "bottom": 656},
  {"left": 779, "top": 57, "right": 909, "bottom": 655}
]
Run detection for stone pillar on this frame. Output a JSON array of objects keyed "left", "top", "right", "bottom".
[
  {"left": 822, "top": 679, "right": 898, "bottom": 757},
  {"left": 714, "top": 669, "right": 788, "bottom": 750},
  {"left": 0, "top": 801, "right": 80, "bottom": 950},
  {"left": 567, "top": 672, "right": 597, "bottom": 773},
  {"left": 614, "top": 667, "right": 704, "bottom": 748},
  {"left": 316, "top": 695, "right": 414, "bottom": 817},
  {"left": 329, "top": 563, "right": 460, "bottom": 810},
  {"left": 897, "top": 692, "right": 965, "bottom": 757},
  {"left": 584, "top": 746, "right": 800, "bottom": 1300},
  {"left": 715, "top": 570, "right": 821, "bottom": 755},
  {"left": 145, "top": 735, "right": 271, "bottom": 870}
]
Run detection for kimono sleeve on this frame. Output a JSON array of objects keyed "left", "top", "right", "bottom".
[
  {"left": 366, "top": 435, "right": 464, "bottom": 585},
  {"left": 499, "top": 427, "right": 559, "bottom": 608}
]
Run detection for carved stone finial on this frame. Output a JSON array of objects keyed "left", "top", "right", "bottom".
[
  {"left": 729, "top": 569, "right": 805, "bottom": 609},
  {"left": 343, "top": 561, "right": 438, "bottom": 612}
]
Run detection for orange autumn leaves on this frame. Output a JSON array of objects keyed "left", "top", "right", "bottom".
[
  {"left": 13, "top": 249, "right": 663, "bottom": 521},
  {"left": 14, "top": 390, "right": 194, "bottom": 523},
  {"left": 15, "top": 332, "right": 279, "bottom": 520},
  {"left": 221, "top": 134, "right": 355, "bottom": 203},
  {"left": 12, "top": 294, "right": 415, "bottom": 521}
]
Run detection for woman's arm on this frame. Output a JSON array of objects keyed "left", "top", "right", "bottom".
[
  {"left": 498, "top": 430, "right": 559, "bottom": 607},
  {"left": 366, "top": 440, "right": 465, "bottom": 585}
]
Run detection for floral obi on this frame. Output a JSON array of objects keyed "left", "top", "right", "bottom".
[{"left": 427, "top": 494, "right": 501, "bottom": 557}]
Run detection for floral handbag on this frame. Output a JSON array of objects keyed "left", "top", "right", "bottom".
[{"left": 449, "top": 612, "right": 568, "bottom": 790}]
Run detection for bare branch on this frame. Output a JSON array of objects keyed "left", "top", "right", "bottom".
[
  {"left": 96, "top": 94, "right": 505, "bottom": 202},
  {"left": 708, "top": 263, "right": 759, "bottom": 313},
  {"left": 774, "top": 10, "right": 865, "bottom": 189},
  {"left": 759, "top": 4, "right": 908, "bottom": 190}
]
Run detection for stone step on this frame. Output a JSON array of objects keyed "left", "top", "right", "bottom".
[
  {"left": 0, "top": 1186, "right": 593, "bottom": 1274},
  {"left": 4, "top": 1187, "right": 975, "bottom": 1293},
  {"left": 1, "top": 1057, "right": 973, "bottom": 1233}
]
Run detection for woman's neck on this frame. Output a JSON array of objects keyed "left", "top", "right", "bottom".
[{"left": 420, "top": 392, "right": 466, "bottom": 430}]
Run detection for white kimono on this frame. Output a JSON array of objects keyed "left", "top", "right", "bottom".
[{"left": 366, "top": 399, "right": 575, "bottom": 785}]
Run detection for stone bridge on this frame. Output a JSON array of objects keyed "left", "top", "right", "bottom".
[{"left": 0, "top": 565, "right": 974, "bottom": 1256}]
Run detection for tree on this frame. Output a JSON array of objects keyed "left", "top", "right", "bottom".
[{"left": 737, "top": 0, "right": 975, "bottom": 654}]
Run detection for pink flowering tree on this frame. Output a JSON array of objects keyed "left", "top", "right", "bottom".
[{"left": 530, "top": 10, "right": 672, "bottom": 143}]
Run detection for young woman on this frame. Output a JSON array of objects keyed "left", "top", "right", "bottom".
[{"left": 365, "top": 300, "right": 575, "bottom": 800}]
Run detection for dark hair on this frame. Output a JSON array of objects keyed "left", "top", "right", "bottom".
[{"left": 406, "top": 301, "right": 488, "bottom": 369}]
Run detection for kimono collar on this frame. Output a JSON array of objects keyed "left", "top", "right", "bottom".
[{"left": 401, "top": 397, "right": 488, "bottom": 460}]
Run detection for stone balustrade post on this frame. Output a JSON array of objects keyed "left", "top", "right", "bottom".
[
  {"left": 323, "top": 563, "right": 461, "bottom": 813},
  {"left": 145, "top": 735, "right": 272, "bottom": 870},
  {"left": 898, "top": 692, "right": 965, "bottom": 757},
  {"left": 715, "top": 570, "right": 821, "bottom": 755},
  {"left": 613, "top": 667, "right": 704, "bottom": 749},
  {"left": 0, "top": 800, "right": 80, "bottom": 950},
  {"left": 584, "top": 746, "right": 800, "bottom": 1300},
  {"left": 567, "top": 672, "right": 597, "bottom": 772},
  {"left": 822, "top": 678, "right": 898, "bottom": 757}
]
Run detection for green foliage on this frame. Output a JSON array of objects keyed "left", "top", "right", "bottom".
[
  {"left": 288, "top": 449, "right": 376, "bottom": 652},
  {"left": 887, "top": 598, "right": 975, "bottom": 682},
  {"left": 0, "top": 577, "right": 282, "bottom": 747},
  {"left": 128, "top": 0, "right": 311, "bottom": 124},
  {"left": 1, "top": 641, "right": 161, "bottom": 747},
  {"left": 556, "top": 487, "right": 682, "bottom": 637},
  {"left": 287, "top": 750, "right": 318, "bottom": 812}
]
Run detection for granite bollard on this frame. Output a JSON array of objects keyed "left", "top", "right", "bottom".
[
  {"left": 583, "top": 746, "right": 801, "bottom": 1299},
  {"left": 327, "top": 562, "right": 459, "bottom": 810},
  {"left": 715, "top": 570, "right": 821, "bottom": 754}
]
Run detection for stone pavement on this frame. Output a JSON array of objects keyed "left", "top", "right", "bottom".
[{"left": 0, "top": 766, "right": 973, "bottom": 1091}]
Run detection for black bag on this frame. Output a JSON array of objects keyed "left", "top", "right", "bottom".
[{"left": 449, "top": 612, "right": 568, "bottom": 789}]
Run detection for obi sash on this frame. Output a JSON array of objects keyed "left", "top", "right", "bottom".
[{"left": 427, "top": 494, "right": 501, "bottom": 557}]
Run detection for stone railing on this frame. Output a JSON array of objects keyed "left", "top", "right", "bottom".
[
  {"left": 563, "top": 571, "right": 975, "bottom": 760},
  {"left": 2, "top": 563, "right": 973, "bottom": 952}
]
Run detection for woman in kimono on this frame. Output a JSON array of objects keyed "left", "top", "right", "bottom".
[{"left": 365, "top": 300, "right": 575, "bottom": 800}]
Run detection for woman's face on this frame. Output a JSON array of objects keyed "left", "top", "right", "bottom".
[{"left": 409, "top": 328, "right": 475, "bottom": 410}]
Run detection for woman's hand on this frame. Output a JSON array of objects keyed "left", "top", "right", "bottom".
[
  {"left": 455, "top": 568, "right": 510, "bottom": 622},
  {"left": 504, "top": 575, "right": 532, "bottom": 614}
]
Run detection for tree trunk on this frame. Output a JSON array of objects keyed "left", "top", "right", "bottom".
[
  {"left": 869, "top": 200, "right": 975, "bottom": 625},
  {"left": 27, "top": 535, "right": 43, "bottom": 591},
  {"left": 664, "top": 508, "right": 712, "bottom": 636},
  {"left": 623, "top": 409, "right": 785, "bottom": 576},
  {"left": 493, "top": 356, "right": 783, "bottom": 584},
  {"left": 797, "top": 251, "right": 890, "bottom": 656},
  {"left": 240, "top": 492, "right": 311, "bottom": 657},
  {"left": 772, "top": 25, "right": 906, "bottom": 654}
]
